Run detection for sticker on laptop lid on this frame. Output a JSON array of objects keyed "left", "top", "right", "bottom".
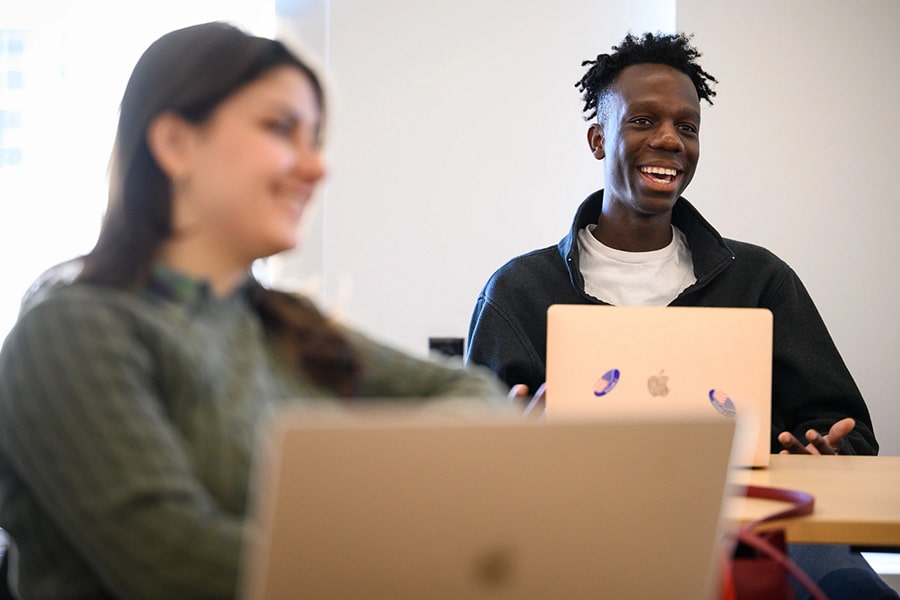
[
  {"left": 709, "top": 389, "right": 736, "bottom": 417},
  {"left": 593, "top": 369, "right": 620, "bottom": 397}
]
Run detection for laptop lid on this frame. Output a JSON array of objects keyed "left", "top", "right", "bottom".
[
  {"left": 240, "top": 403, "right": 736, "bottom": 600},
  {"left": 545, "top": 304, "right": 773, "bottom": 468}
]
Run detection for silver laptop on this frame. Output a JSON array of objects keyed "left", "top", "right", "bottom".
[
  {"left": 239, "top": 402, "right": 736, "bottom": 599},
  {"left": 545, "top": 304, "right": 773, "bottom": 467}
]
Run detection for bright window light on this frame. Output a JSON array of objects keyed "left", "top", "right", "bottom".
[{"left": 0, "top": 0, "right": 275, "bottom": 344}]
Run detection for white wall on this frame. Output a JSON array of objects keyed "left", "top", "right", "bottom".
[
  {"left": 277, "top": 0, "right": 899, "bottom": 455},
  {"left": 290, "top": 0, "right": 673, "bottom": 339},
  {"left": 677, "top": 0, "right": 900, "bottom": 455}
]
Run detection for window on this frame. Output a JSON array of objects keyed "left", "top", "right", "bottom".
[
  {"left": 0, "top": 29, "right": 25, "bottom": 169},
  {"left": 0, "top": 0, "right": 275, "bottom": 343}
]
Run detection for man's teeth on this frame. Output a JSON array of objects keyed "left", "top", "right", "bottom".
[
  {"left": 640, "top": 166, "right": 677, "bottom": 177},
  {"left": 640, "top": 166, "right": 677, "bottom": 182}
]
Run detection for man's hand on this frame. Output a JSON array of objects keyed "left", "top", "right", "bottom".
[{"left": 777, "top": 417, "right": 856, "bottom": 455}]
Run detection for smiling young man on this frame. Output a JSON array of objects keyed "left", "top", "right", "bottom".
[
  {"left": 467, "top": 31, "right": 878, "bottom": 457},
  {"left": 465, "top": 32, "right": 899, "bottom": 599}
]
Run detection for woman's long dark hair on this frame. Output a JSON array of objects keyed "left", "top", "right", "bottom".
[{"left": 79, "top": 21, "right": 362, "bottom": 395}]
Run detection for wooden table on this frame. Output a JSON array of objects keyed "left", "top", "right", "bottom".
[{"left": 727, "top": 454, "right": 900, "bottom": 546}]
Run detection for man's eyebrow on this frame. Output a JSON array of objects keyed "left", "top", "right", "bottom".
[
  {"left": 626, "top": 100, "right": 701, "bottom": 122},
  {"left": 681, "top": 108, "right": 702, "bottom": 122}
]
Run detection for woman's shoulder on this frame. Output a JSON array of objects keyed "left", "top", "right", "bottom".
[
  {"left": 0, "top": 283, "right": 153, "bottom": 386},
  {"left": 10, "top": 282, "right": 157, "bottom": 349},
  {"left": 21, "top": 281, "right": 139, "bottom": 316}
]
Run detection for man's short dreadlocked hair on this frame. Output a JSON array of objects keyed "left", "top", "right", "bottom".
[{"left": 575, "top": 32, "right": 717, "bottom": 122}]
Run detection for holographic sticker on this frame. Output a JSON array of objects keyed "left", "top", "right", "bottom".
[
  {"left": 709, "top": 389, "right": 737, "bottom": 417},
  {"left": 593, "top": 369, "right": 620, "bottom": 397}
]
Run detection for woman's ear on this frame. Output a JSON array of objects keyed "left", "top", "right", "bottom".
[
  {"left": 146, "top": 112, "right": 195, "bottom": 180},
  {"left": 587, "top": 123, "right": 605, "bottom": 160}
]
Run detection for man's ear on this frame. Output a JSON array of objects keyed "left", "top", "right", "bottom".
[
  {"left": 146, "top": 112, "right": 196, "bottom": 180},
  {"left": 587, "top": 123, "right": 605, "bottom": 161}
]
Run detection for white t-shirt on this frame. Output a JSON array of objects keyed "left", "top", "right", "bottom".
[{"left": 577, "top": 224, "right": 696, "bottom": 306}]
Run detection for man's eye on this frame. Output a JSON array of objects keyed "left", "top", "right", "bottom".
[
  {"left": 679, "top": 124, "right": 698, "bottom": 134},
  {"left": 631, "top": 118, "right": 652, "bottom": 126}
]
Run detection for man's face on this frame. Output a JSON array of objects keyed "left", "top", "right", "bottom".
[{"left": 588, "top": 63, "right": 701, "bottom": 218}]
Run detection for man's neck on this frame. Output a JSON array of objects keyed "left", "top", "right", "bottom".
[{"left": 592, "top": 212, "right": 674, "bottom": 252}]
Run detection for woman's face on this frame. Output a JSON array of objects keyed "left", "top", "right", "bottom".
[{"left": 167, "top": 65, "right": 326, "bottom": 267}]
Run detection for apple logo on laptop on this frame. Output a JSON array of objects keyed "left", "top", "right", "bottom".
[
  {"left": 709, "top": 389, "right": 737, "bottom": 417},
  {"left": 593, "top": 368, "right": 620, "bottom": 397},
  {"left": 472, "top": 545, "right": 515, "bottom": 589},
  {"left": 647, "top": 370, "right": 669, "bottom": 397}
]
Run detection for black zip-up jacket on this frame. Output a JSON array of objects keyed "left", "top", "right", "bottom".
[{"left": 467, "top": 190, "right": 878, "bottom": 455}]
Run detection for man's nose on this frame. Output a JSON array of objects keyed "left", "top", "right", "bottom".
[{"left": 648, "top": 122, "right": 684, "bottom": 152}]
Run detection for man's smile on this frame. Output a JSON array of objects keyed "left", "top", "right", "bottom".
[{"left": 638, "top": 165, "right": 679, "bottom": 183}]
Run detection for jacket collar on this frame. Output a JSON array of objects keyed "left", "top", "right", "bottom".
[{"left": 557, "top": 189, "right": 736, "bottom": 294}]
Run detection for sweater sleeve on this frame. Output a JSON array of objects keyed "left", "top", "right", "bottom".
[
  {"left": 347, "top": 327, "right": 512, "bottom": 405},
  {"left": 0, "top": 297, "right": 245, "bottom": 599},
  {"left": 766, "top": 269, "right": 878, "bottom": 455}
]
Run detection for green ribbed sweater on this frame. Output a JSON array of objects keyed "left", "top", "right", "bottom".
[{"left": 0, "top": 268, "right": 509, "bottom": 599}]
